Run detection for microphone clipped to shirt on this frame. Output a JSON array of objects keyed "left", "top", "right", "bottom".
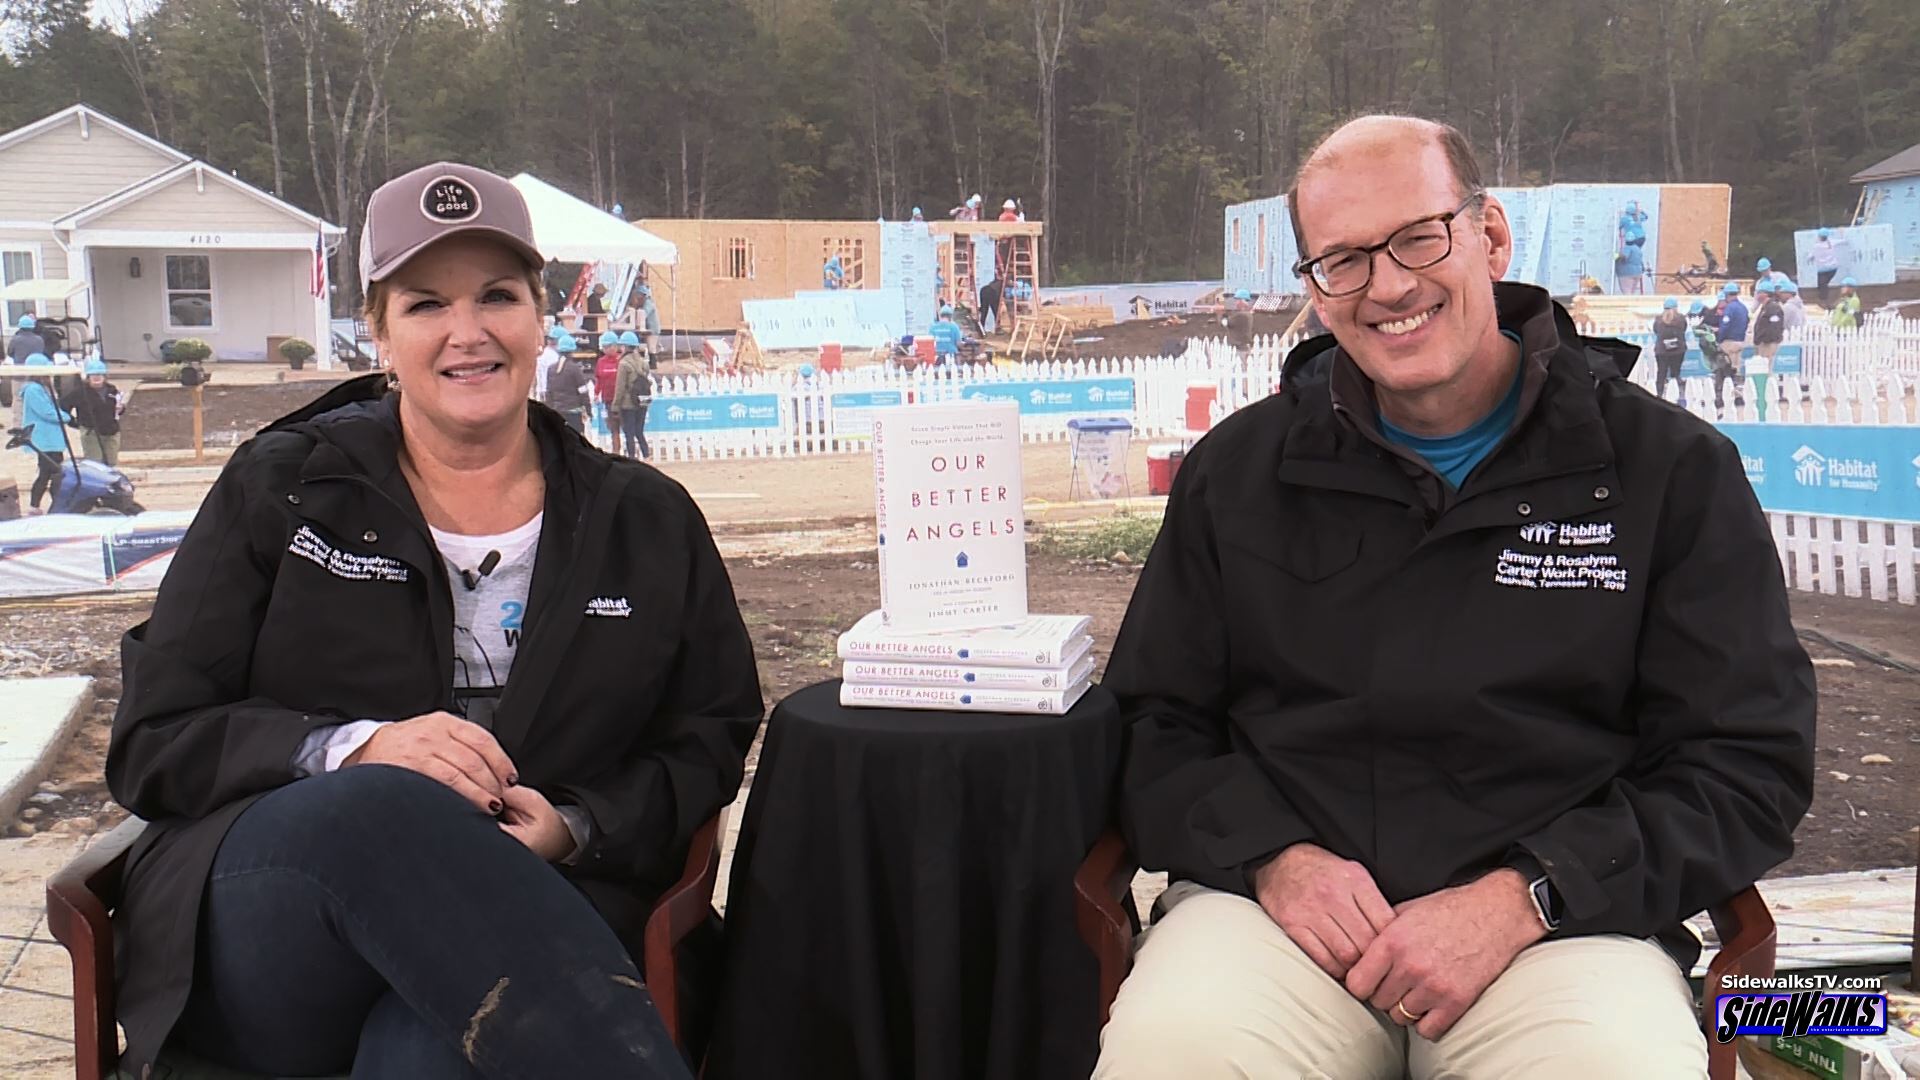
[{"left": 459, "top": 550, "right": 502, "bottom": 591}]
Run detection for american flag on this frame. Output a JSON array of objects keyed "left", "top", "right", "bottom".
[{"left": 310, "top": 229, "right": 328, "bottom": 298}]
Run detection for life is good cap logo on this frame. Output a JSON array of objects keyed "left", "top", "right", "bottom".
[{"left": 421, "top": 176, "right": 482, "bottom": 223}]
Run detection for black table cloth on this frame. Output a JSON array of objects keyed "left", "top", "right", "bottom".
[{"left": 705, "top": 679, "right": 1123, "bottom": 1080}]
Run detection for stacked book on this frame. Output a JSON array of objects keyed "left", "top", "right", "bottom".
[{"left": 836, "top": 611, "right": 1096, "bottom": 715}]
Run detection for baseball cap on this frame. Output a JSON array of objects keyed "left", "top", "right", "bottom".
[{"left": 359, "top": 162, "right": 543, "bottom": 291}]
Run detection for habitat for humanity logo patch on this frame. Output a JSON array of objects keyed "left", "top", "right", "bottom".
[
  {"left": 584, "top": 596, "right": 632, "bottom": 618},
  {"left": 1713, "top": 974, "right": 1888, "bottom": 1045},
  {"left": 1793, "top": 444, "right": 1880, "bottom": 492},
  {"left": 1516, "top": 521, "right": 1616, "bottom": 547}
]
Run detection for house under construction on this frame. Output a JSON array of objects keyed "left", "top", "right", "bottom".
[{"left": 637, "top": 218, "right": 1042, "bottom": 332}]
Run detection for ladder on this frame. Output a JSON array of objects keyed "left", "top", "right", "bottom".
[{"left": 1002, "top": 236, "right": 1038, "bottom": 324}]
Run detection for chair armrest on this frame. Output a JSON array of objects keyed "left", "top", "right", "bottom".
[
  {"left": 1701, "top": 885, "right": 1776, "bottom": 1080},
  {"left": 642, "top": 811, "right": 725, "bottom": 1054},
  {"left": 46, "top": 817, "right": 147, "bottom": 1080},
  {"left": 1074, "top": 828, "right": 1138, "bottom": 1027}
]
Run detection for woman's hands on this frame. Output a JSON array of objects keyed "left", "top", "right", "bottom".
[
  {"left": 343, "top": 711, "right": 575, "bottom": 861},
  {"left": 345, "top": 710, "right": 516, "bottom": 815}
]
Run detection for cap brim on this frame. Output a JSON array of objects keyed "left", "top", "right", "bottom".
[{"left": 364, "top": 225, "right": 545, "bottom": 288}]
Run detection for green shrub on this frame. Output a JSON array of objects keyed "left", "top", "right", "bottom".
[
  {"left": 278, "top": 337, "right": 317, "bottom": 362},
  {"left": 1033, "top": 512, "right": 1164, "bottom": 562},
  {"left": 169, "top": 338, "right": 213, "bottom": 363}
]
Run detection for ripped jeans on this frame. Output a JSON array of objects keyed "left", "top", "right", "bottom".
[{"left": 172, "top": 765, "right": 690, "bottom": 1080}]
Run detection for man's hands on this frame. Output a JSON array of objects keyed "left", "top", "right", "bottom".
[
  {"left": 344, "top": 710, "right": 515, "bottom": 815},
  {"left": 1251, "top": 843, "right": 1397, "bottom": 981},
  {"left": 1254, "top": 846, "right": 1547, "bottom": 1040}
]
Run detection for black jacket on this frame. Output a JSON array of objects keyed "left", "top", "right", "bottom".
[
  {"left": 105, "top": 376, "right": 764, "bottom": 1072},
  {"left": 546, "top": 357, "right": 592, "bottom": 414},
  {"left": 1107, "top": 284, "right": 1813, "bottom": 961},
  {"left": 1754, "top": 299, "right": 1787, "bottom": 346},
  {"left": 61, "top": 380, "right": 122, "bottom": 436}
]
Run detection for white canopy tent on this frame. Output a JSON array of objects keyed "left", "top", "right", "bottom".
[{"left": 508, "top": 174, "right": 679, "bottom": 338}]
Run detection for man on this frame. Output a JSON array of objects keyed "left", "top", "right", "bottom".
[
  {"left": 998, "top": 198, "right": 1020, "bottom": 223},
  {"left": 7, "top": 313, "right": 46, "bottom": 363},
  {"left": 1780, "top": 279, "right": 1807, "bottom": 331},
  {"left": 1810, "top": 228, "right": 1840, "bottom": 305},
  {"left": 949, "top": 194, "right": 982, "bottom": 221},
  {"left": 1650, "top": 296, "right": 1689, "bottom": 405},
  {"left": 1615, "top": 200, "right": 1648, "bottom": 294},
  {"left": 929, "top": 305, "right": 962, "bottom": 362},
  {"left": 1223, "top": 289, "right": 1255, "bottom": 354},
  {"left": 61, "top": 358, "right": 124, "bottom": 466},
  {"left": 1829, "top": 277, "right": 1862, "bottom": 329},
  {"left": 1715, "top": 281, "right": 1749, "bottom": 409},
  {"left": 823, "top": 253, "right": 846, "bottom": 290},
  {"left": 1094, "top": 116, "right": 1812, "bottom": 1079},
  {"left": 1752, "top": 282, "right": 1787, "bottom": 373}
]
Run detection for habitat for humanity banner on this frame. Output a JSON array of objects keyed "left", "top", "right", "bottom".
[
  {"left": 1725, "top": 424, "right": 1920, "bottom": 522},
  {"left": 956, "top": 378, "right": 1135, "bottom": 415},
  {"left": 650, "top": 394, "right": 782, "bottom": 433}
]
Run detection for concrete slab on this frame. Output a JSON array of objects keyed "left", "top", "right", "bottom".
[{"left": 0, "top": 678, "right": 93, "bottom": 822}]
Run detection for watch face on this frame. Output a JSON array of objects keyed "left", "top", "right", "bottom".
[{"left": 1530, "top": 875, "right": 1562, "bottom": 930}]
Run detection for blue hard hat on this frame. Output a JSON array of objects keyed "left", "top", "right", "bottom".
[
  {"left": 598, "top": 330, "right": 618, "bottom": 348},
  {"left": 912, "top": 206, "right": 922, "bottom": 216},
  {"left": 1234, "top": 289, "right": 1252, "bottom": 301},
  {"left": 1817, "top": 227, "right": 1831, "bottom": 239},
  {"left": 1842, "top": 276, "right": 1857, "bottom": 287},
  {"left": 940, "top": 305, "right": 954, "bottom": 316},
  {"left": 1688, "top": 300, "right": 1706, "bottom": 315},
  {"left": 1663, "top": 297, "right": 1678, "bottom": 309},
  {"left": 557, "top": 334, "right": 577, "bottom": 352},
  {"left": 15, "top": 314, "right": 33, "bottom": 330},
  {"left": 24, "top": 352, "right": 50, "bottom": 366},
  {"left": 547, "top": 324, "right": 565, "bottom": 340},
  {"left": 1781, "top": 279, "right": 1798, "bottom": 293},
  {"left": 618, "top": 330, "right": 641, "bottom": 347},
  {"left": 1756, "top": 257, "right": 1771, "bottom": 271},
  {"left": 799, "top": 364, "right": 815, "bottom": 378},
  {"left": 1755, "top": 280, "right": 1773, "bottom": 293},
  {"left": 1722, "top": 283, "right": 1739, "bottom": 295},
  {"left": 84, "top": 358, "right": 108, "bottom": 375}
]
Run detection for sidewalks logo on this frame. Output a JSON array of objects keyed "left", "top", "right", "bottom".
[
  {"left": 1792, "top": 444, "right": 1881, "bottom": 493},
  {"left": 1713, "top": 975, "right": 1888, "bottom": 1044}
]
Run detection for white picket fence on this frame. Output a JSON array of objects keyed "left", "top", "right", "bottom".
[{"left": 629, "top": 321, "right": 1920, "bottom": 603}]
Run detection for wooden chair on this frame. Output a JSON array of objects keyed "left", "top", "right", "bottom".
[
  {"left": 1072, "top": 828, "right": 1777, "bottom": 1080},
  {"left": 47, "top": 812, "right": 727, "bottom": 1080}
]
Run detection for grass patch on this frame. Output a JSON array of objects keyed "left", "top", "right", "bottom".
[{"left": 1032, "top": 512, "right": 1164, "bottom": 562}]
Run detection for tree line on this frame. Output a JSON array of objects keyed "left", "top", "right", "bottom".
[{"left": 2, "top": 0, "right": 1914, "bottom": 314}]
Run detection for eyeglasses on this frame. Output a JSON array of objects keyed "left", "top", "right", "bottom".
[{"left": 1294, "top": 191, "right": 1485, "bottom": 297}]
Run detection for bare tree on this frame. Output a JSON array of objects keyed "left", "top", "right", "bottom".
[
  {"left": 1030, "top": 0, "right": 1082, "bottom": 283},
  {"left": 242, "top": 0, "right": 287, "bottom": 195}
]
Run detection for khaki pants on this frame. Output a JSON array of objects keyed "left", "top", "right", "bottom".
[
  {"left": 81, "top": 429, "right": 119, "bottom": 468},
  {"left": 1093, "top": 884, "right": 1707, "bottom": 1080},
  {"left": 1753, "top": 341, "right": 1781, "bottom": 372}
]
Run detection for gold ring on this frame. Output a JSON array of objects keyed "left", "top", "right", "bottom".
[{"left": 1393, "top": 1001, "right": 1425, "bottom": 1023}]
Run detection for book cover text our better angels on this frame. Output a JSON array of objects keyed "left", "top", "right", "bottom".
[{"left": 872, "top": 399, "right": 1027, "bottom": 632}]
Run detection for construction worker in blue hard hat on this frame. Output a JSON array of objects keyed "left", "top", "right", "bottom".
[
  {"left": 542, "top": 332, "right": 591, "bottom": 432},
  {"left": 910, "top": 207, "right": 926, "bottom": 223},
  {"left": 1830, "top": 277, "right": 1862, "bottom": 329},
  {"left": 17, "top": 353, "right": 72, "bottom": 512},
  {"left": 930, "top": 304, "right": 962, "bottom": 362},
  {"left": 823, "top": 253, "right": 845, "bottom": 290},
  {"left": 63, "top": 357, "right": 125, "bottom": 466},
  {"left": 612, "top": 330, "right": 652, "bottom": 459},
  {"left": 8, "top": 311, "right": 47, "bottom": 364},
  {"left": 1651, "top": 297, "right": 1690, "bottom": 405},
  {"left": 1779, "top": 279, "right": 1806, "bottom": 331},
  {"left": 1810, "top": 228, "right": 1841, "bottom": 306}
]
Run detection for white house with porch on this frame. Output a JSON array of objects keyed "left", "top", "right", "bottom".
[{"left": 0, "top": 104, "right": 344, "bottom": 363}]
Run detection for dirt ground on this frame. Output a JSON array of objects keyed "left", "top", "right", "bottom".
[{"left": 5, "top": 548, "right": 1915, "bottom": 877}]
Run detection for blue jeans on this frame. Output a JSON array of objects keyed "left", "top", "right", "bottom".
[
  {"left": 171, "top": 766, "right": 690, "bottom": 1080},
  {"left": 622, "top": 404, "right": 650, "bottom": 459}
]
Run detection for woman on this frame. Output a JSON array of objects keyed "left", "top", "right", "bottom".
[
  {"left": 543, "top": 331, "right": 592, "bottom": 432},
  {"left": 595, "top": 330, "right": 624, "bottom": 451},
  {"left": 61, "top": 357, "right": 124, "bottom": 466},
  {"left": 105, "top": 162, "right": 764, "bottom": 1080},
  {"left": 18, "top": 353, "right": 70, "bottom": 512},
  {"left": 614, "top": 333, "right": 653, "bottom": 461}
]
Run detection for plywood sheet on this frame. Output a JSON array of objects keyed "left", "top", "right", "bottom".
[{"left": 1657, "top": 184, "right": 1732, "bottom": 280}]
